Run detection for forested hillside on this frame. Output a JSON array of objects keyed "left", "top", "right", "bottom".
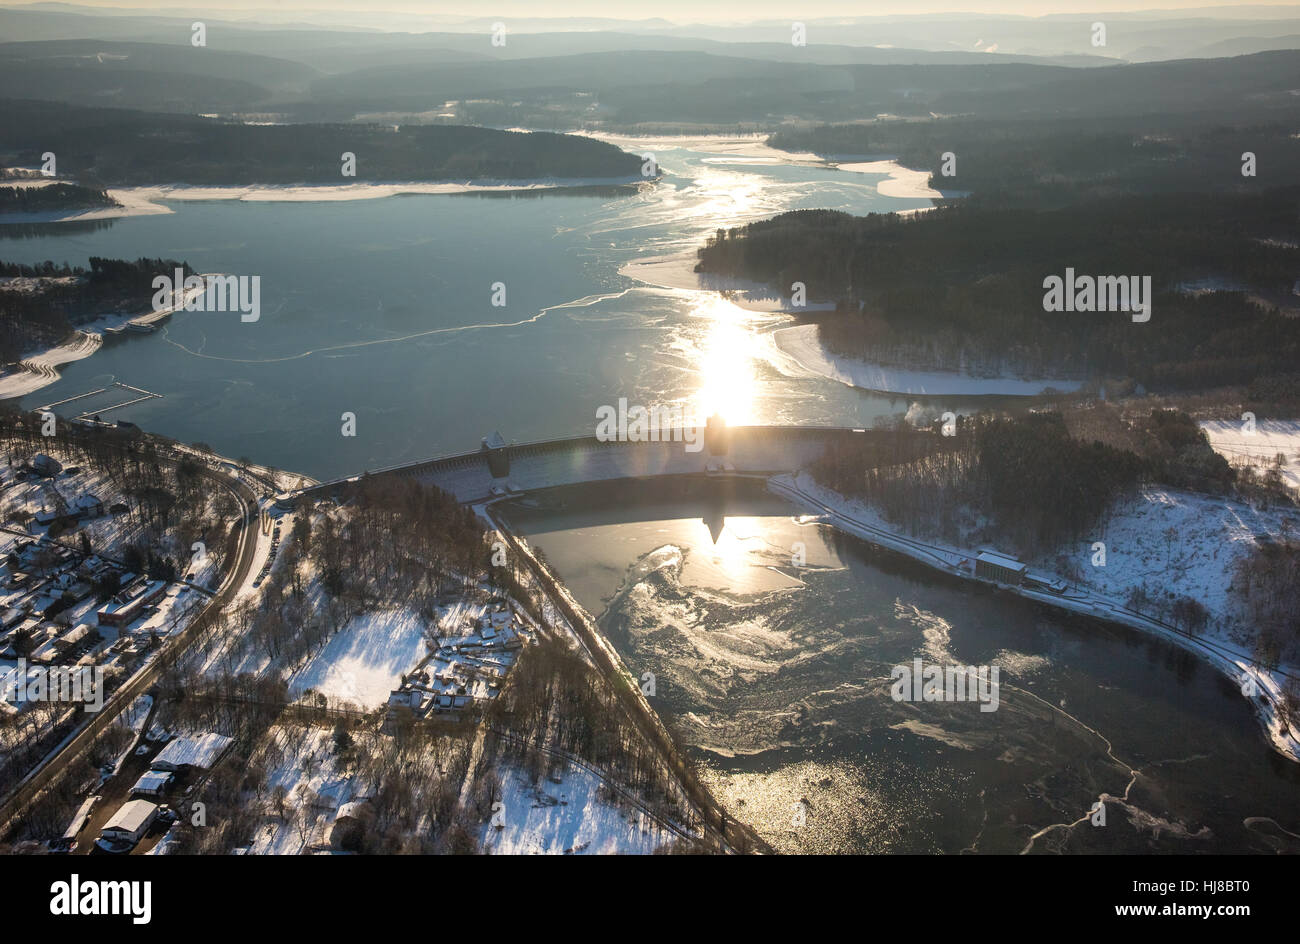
[
  {"left": 0, "top": 100, "right": 644, "bottom": 185},
  {"left": 0, "top": 256, "right": 189, "bottom": 364},
  {"left": 695, "top": 193, "right": 1300, "bottom": 395}
]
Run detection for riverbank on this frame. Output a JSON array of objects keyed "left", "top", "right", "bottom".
[
  {"left": 772, "top": 322, "right": 1085, "bottom": 397},
  {"left": 0, "top": 176, "right": 647, "bottom": 225},
  {"left": 580, "top": 133, "right": 955, "bottom": 204},
  {"left": 833, "top": 158, "right": 967, "bottom": 200},
  {"left": 618, "top": 253, "right": 1076, "bottom": 396},
  {"left": 769, "top": 470, "right": 1300, "bottom": 764},
  {"left": 618, "top": 252, "right": 835, "bottom": 314}
]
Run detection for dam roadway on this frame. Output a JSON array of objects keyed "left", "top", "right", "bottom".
[{"left": 298, "top": 425, "right": 888, "bottom": 505}]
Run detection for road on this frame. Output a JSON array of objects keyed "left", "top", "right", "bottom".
[{"left": 0, "top": 461, "right": 261, "bottom": 839}]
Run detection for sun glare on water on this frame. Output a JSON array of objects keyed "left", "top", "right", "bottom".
[{"left": 692, "top": 295, "right": 761, "bottom": 427}]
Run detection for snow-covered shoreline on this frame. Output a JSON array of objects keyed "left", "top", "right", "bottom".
[
  {"left": 0, "top": 176, "right": 645, "bottom": 225},
  {"left": 0, "top": 281, "right": 207, "bottom": 401},
  {"left": 772, "top": 322, "right": 1085, "bottom": 397},
  {"left": 770, "top": 471, "right": 1300, "bottom": 764},
  {"left": 0, "top": 187, "right": 172, "bottom": 225},
  {"left": 618, "top": 251, "right": 835, "bottom": 313},
  {"left": 618, "top": 260, "right": 1080, "bottom": 397},
  {"left": 834, "top": 159, "right": 967, "bottom": 200}
]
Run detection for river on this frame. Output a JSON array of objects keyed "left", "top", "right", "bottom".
[{"left": 500, "top": 477, "right": 1300, "bottom": 854}]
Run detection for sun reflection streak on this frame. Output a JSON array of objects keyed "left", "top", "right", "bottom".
[
  {"left": 694, "top": 515, "right": 773, "bottom": 584},
  {"left": 691, "top": 295, "right": 761, "bottom": 427}
]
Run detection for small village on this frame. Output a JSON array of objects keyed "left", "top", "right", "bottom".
[
  {"left": 0, "top": 451, "right": 207, "bottom": 717},
  {"left": 385, "top": 600, "right": 531, "bottom": 721}
]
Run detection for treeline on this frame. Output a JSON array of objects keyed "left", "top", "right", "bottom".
[
  {"left": 1245, "top": 373, "right": 1300, "bottom": 416},
  {"left": 0, "top": 255, "right": 190, "bottom": 364},
  {"left": 0, "top": 183, "right": 118, "bottom": 214},
  {"left": 695, "top": 193, "right": 1300, "bottom": 398},
  {"left": 769, "top": 118, "right": 1300, "bottom": 209},
  {"left": 0, "top": 409, "right": 239, "bottom": 578},
  {"left": 814, "top": 408, "right": 1234, "bottom": 554},
  {"left": 311, "top": 475, "right": 486, "bottom": 607},
  {"left": 0, "top": 101, "right": 643, "bottom": 186},
  {"left": 485, "top": 636, "right": 707, "bottom": 849},
  {"left": 1233, "top": 539, "right": 1300, "bottom": 669}
]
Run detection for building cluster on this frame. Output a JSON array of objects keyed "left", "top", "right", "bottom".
[
  {"left": 93, "top": 732, "right": 234, "bottom": 854},
  {"left": 0, "top": 541, "right": 174, "bottom": 709},
  {"left": 14, "top": 453, "right": 115, "bottom": 529},
  {"left": 386, "top": 601, "right": 529, "bottom": 721},
  {"left": 0, "top": 453, "right": 187, "bottom": 713}
]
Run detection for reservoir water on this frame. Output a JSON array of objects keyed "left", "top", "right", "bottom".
[{"left": 4, "top": 138, "right": 954, "bottom": 480}]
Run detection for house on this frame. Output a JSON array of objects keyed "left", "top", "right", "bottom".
[
  {"left": 29, "top": 637, "right": 60, "bottom": 664},
  {"left": 28, "top": 595, "right": 59, "bottom": 619},
  {"left": 57, "top": 579, "right": 94, "bottom": 606},
  {"left": 29, "top": 454, "right": 62, "bottom": 478},
  {"left": 96, "top": 579, "right": 167, "bottom": 627},
  {"left": 99, "top": 799, "right": 157, "bottom": 846},
  {"left": 975, "top": 551, "right": 1028, "bottom": 586},
  {"left": 387, "top": 689, "right": 421, "bottom": 711},
  {"left": 150, "top": 732, "right": 234, "bottom": 772},
  {"left": 51, "top": 623, "right": 94, "bottom": 654},
  {"left": 329, "top": 799, "right": 374, "bottom": 851},
  {"left": 130, "top": 770, "right": 174, "bottom": 797},
  {"left": 72, "top": 494, "right": 103, "bottom": 519}
]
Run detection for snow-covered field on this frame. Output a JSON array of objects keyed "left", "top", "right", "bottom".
[
  {"left": 287, "top": 608, "right": 429, "bottom": 708},
  {"left": 1200, "top": 419, "right": 1300, "bottom": 492},
  {"left": 482, "top": 763, "right": 677, "bottom": 855},
  {"left": 1059, "top": 486, "right": 1299, "bottom": 639},
  {"left": 772, "top": 323, "right": 1085, "bottom": 397},
  {"left": 246, "top": 725, "right": 361, "bottom": 855}
]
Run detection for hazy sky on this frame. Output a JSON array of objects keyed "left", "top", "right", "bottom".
[{"left": 8, "top": 0, "right": 1300, "bottom": 20}]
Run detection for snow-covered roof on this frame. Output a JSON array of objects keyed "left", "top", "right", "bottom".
[
  {"left": 336, "top": 799, "right": 372, "bottom": 821},
  {"left": 151, "top": 732, "right": 234, "bottom": 771},
  {"left": 131, "top": 770, "right": 173, "bottom": 794},
  {"left": 976, "top": 551, "right": 1026, "bottom": 572},
  {"left": 104, "top": 799, "right": 156, "bottom": 833},
  {"left": 59, "top": 624, "right": 91, "bottom": 645}
]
